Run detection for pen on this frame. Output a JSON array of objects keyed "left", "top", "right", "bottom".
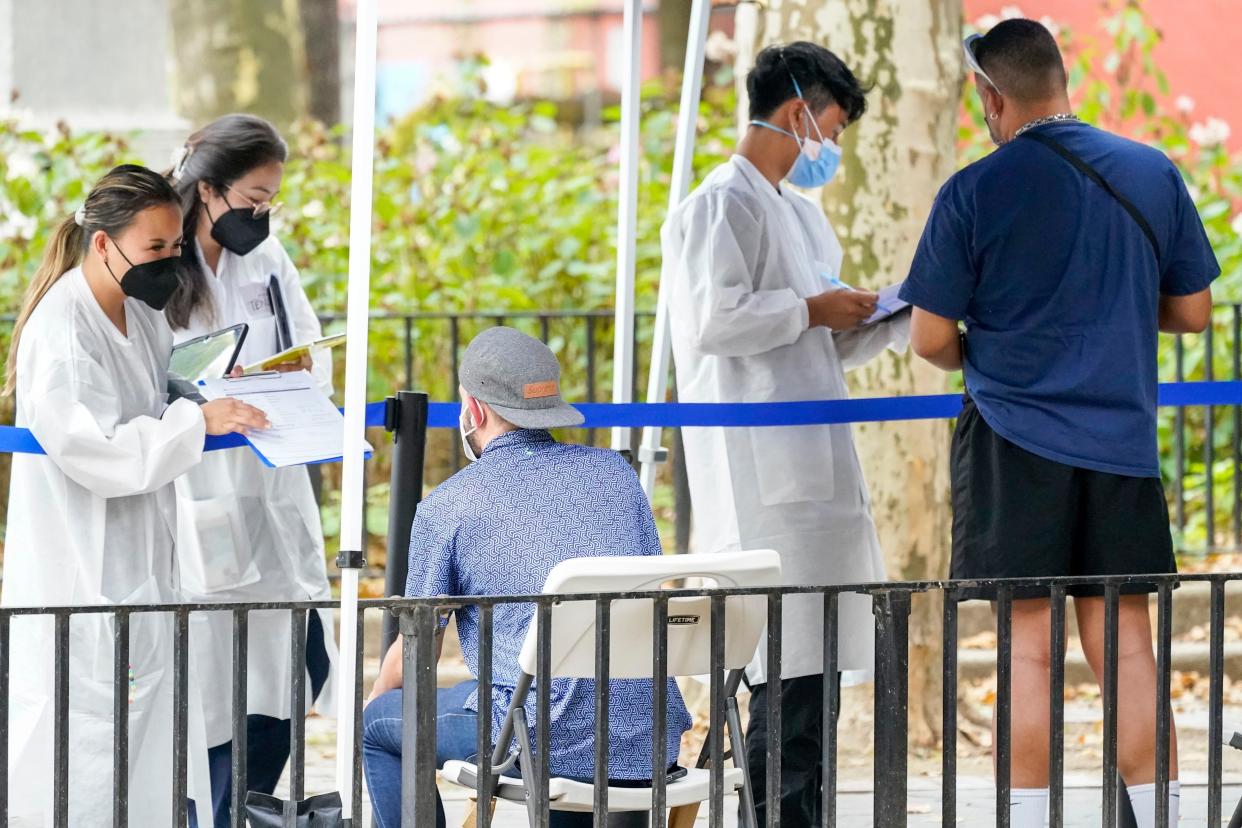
[{"left": 229, "top": 371, "right": 282, "bottom": 380}]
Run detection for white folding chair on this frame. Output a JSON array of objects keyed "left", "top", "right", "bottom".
[{"left": 441, "top": 549, "right": 781, "bottom": 828}]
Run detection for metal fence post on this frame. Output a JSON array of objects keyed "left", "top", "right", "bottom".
[
  {"left": 383, "top": 392, "right": 429, "bottom": 651},
  {"left": 399, "top": 604, "right": 439, "bottom": 826},
  {"left": 873, "top": 590, "right": 911, "bottom": 828}
]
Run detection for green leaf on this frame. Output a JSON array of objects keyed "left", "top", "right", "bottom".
[{"left": 493, "top": 248, "right": 517, "bottom": 276}]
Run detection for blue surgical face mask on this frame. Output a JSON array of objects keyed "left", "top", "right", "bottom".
[{"left": 749, "top": 75, "right": 843, "bottom": 188}]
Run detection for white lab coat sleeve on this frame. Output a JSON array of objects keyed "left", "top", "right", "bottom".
[
  {"left": 831, "top": 311, "right": 911, "bottom": 371},
  {"left": 276, "top": 243, "right": 332, "bottom": 397},
  {"left": 673, "top": 193, "right": 809, "bottom": 357},
  {"left": 23, "top": 354, "right": 206, "bottom": 498}
]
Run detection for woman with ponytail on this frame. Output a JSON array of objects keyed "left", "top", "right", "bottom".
[
  {"left": 2, "top": 164, "right": 268, "bottom": 827},
  {"left": 165, "top": 114, "right": 336, "bottom": 824}
]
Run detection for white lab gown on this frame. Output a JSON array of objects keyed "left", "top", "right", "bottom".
[
  {"left": 172, "top": 236, "right": 337, "bottom": 750},
  {"left": 664, "top": 155, "right": 909, "bottom": 684},
  {"left": 3, "top": 268, "right": 212, "bottom": 826}
]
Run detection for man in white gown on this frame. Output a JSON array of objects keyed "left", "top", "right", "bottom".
[{"left": 663, "top": 41, "right": 908, "bottom": 826}]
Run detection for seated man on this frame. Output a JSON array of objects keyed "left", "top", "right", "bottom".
[{"left": 363, "top": 327, "right": 692, "bottom": 828}]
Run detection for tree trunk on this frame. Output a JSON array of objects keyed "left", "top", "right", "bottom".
[
  {"left": 658, "top": 0, "right": 694, "bottom": 74},
  {"left": 168, "top": 0, "right": 307, "bottom": 128},
  {"left": 737, "top": 0, "right": 962, "bottom": 747},
  {"left": 298, "top": 0, "right": 342, "bottom": 125}
]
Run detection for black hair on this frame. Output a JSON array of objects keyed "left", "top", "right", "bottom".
[
  {"left": 972, "top": 18, "right": 1068, "bottom": 103},
  {"left": 164, "top": 113, "right": 288, "bottom": 330},
  {"left": 747, "top": 42, "right": 869, "bottom": 123}
]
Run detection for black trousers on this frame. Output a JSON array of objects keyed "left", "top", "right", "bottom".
[
  {"left": 745, "top": 673, "right": 841, "bottom": 828},
  {"left": 195, "top": 610, "right": 333, "bottom": 828}
]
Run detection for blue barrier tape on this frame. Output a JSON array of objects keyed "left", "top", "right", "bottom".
[
  {"left": 427, "top": 381, "right": 1242, "bottom": 429},
  {"left": 2, "top": 382, "right": 1240, "bottom": 457},
  {"left": 0, "top": 400, "right": 392, "bottom": 457}
]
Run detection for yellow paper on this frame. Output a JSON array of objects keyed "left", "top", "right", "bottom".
[{"left": 244, "top": 333, "right": 347, "bottom": 373}]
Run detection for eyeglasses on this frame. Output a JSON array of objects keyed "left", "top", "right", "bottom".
[
  {"left": 963, "top": 33, "right": 1002, "bottom": 94},
  {"left": 223, "top": 185, "right": 283, "bottom": 218}
]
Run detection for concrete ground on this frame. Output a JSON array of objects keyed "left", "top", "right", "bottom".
[
  {"left": 289, "top": 709, "right": 1242, "bottom": 826},
  {"left": 290, "top": 587, "right": 1242, "bottom": 826}
]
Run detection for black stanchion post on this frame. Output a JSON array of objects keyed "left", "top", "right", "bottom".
[{"left": 383, "top": 391, "right": 429, "bottom": 652}]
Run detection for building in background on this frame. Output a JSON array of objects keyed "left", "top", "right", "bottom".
[
  {"left": 0, "top": 0, "right": 187, "bottom": 163},
  {"left": 964, "top": 0, "right": 1241, "bottom": 150},
  {"left": 0, "top": 0, "right": 1236, "bottom": 149},
  {"left": 351, "top": 0, "right": 1241, "bottom": 148},
  {"left": 356, "top": 0, "right": 737, "bottom": 122}
]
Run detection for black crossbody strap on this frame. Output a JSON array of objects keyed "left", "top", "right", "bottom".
[{"left": 1019, "top": 129, "right": 1162, "bottom": 263}]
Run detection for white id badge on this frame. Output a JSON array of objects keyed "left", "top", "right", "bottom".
[{"left": 241, "top": 282, "right": 274, "bottom": 318}]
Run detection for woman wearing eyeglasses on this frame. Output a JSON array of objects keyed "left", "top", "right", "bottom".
[{"left": 166, "top": 113, "right": 337, "bottom": 826}]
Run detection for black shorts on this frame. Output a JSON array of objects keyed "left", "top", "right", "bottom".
[{"left": 951, "top": 398, "right": 1175, "bottom": 600}]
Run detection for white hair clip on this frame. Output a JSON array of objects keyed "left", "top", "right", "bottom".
[
  {"left": 73, "top": 206, "right": 86, "bottom": 227},
  {"left": 170, "top": 143, "right": 193, "bottom": 181}
]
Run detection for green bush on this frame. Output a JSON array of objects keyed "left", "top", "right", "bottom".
[
  {"left": 0, "top": 78, "right": 738, "bottom": 555},
  {"left": 1, "top": 0, "right": 1238, "bottom": 555}
]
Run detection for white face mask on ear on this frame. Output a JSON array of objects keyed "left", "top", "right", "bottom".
[{"left": 460, "top": 402, "right": 480, "bottom": 462}]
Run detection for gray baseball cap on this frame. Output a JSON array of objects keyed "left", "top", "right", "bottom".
[{"left": 459, "top": 327, "right": 585, "bottom": 429}]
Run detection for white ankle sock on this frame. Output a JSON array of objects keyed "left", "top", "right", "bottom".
[
  {"left": 1127, "top": 781, "right": 1181, "bottom": 828},
  {"left": 1009, "top": 788, "right": 1048, "bottom": 828}
]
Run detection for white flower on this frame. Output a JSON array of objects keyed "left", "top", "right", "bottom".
[
  {"left": 0, "top": 199, "right": 37, "bottom": 241},
  {"left": 5, "top": 149, "right": 37, "bottom": 181},
  {"left": 1000, "top": 5, "right": 1024, "bottom": 20},
  {"left": 1189, "top": 117, "right": 1232, "bottom": 147},
  {"left": 301, "top": 199, "right": 325, "bottom": 219},
  {"left": 705, "top": 30, "right": 737, "bottom": 63},
  {"left": 1232, "top": 213, "right": 1242, "bottom": 237},
  {"left": 1038, "top": 15, "right": 1061, "bottom": 38},
  {"left": 1187, "top": 184, "right": 1201, "bottom": 202},
  {"left": 1176, "top": 95, "right": 1195, "bottom": 114},
  {"left": 975, "top": 13, "right": 1001, "bottom": 30},
  {"left": 414, "top": 145, "right": 437, "bottom": 176},
  {"left": 481, "top": 59, "right": 517, "bottom": 105}
]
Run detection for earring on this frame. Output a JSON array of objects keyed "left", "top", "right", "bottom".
[{"left": 989, "top": 112, "right": 999, "bottom": 121}]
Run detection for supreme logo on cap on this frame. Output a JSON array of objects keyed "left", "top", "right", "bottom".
[{"left": 524, "top": 380, "right": 558, "bottom": 400}]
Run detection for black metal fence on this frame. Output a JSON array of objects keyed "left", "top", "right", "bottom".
[
  {"left": 315, "top": 304, "right": 1242, "bottom": 557},
  {"left": 4, "top": 572, "right": 1234, "bottom": 827},
  {"left": 0, "top": 305, "right": 1234, "bottom": 556},
  {"left": 395, "top": 573, "right": 1236, "bottom": 828},
  {"left": 317, "top": 310, "right": 657, "bottom": 469}
]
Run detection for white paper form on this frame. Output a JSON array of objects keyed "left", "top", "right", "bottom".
[
  {"left": 199, "top": 370, "right": 372, "bottom": 467},
  {"left": 862, "top": 282, "right": 911, "bottom": 327}
]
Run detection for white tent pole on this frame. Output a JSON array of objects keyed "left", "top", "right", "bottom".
[
  {"left": 334, "top": 0, "right": 378, "bottom": 815},
  {"left": 610, "top": 0, "right": 644, "bottom": 452},
  {"left": 638, "top": 0, "right": 711, "bottom": 495}
]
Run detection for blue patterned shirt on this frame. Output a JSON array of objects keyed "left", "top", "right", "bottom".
[{"left": 405, "top": 429, "right": 692, "bottom": 779}]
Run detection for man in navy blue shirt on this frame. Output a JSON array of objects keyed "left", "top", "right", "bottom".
[
  {"left": 901, "top": 19, "right": 1217, "bottom": 828},
  {"left": 361, "top": 328, "right": 690, "bottom": 828}
]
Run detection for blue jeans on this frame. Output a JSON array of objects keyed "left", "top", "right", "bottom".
[
  {"left": 363, "top": 681, "right": 480, "bottom": 828},
  {"left": 363, "top": 682, "right": 645, "bottom": 828}
]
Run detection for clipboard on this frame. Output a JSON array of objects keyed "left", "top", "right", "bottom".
[
  {"left": 243, "top": 333, "right": 347, "bottom": 373},
  {"left": 170, "top": 323, "right": 249, "bottom": 382},
  {"left": 268, "top": 275, "right": 294, "bottom": 352},
  {"left": 198, "top": 370, "right": 371, "bottom": 467}
]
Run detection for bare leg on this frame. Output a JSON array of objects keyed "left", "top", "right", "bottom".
[
  {"left": 1075, "top": 594, "right": 1178, "bottom": 785},
  {"left": 995, "top": 598, "right": 1058, "bottom": 788}
]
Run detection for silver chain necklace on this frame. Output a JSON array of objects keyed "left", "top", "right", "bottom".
[{"left": 1013, "top": 113, "right": 1079, "bottom": 138}]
